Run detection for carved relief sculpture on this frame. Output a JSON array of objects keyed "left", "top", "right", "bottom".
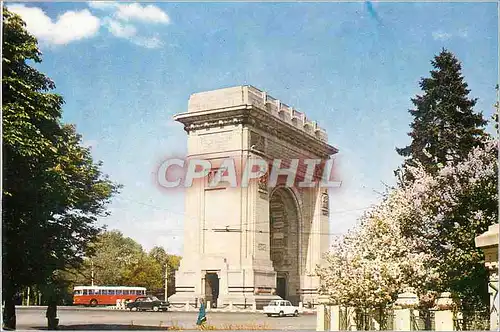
[
  {"left": 258, "top": 172, "right": 268, "bottom": 193},
  {"left": 321, "top": 191, "right": 329, "bottom": 216}
]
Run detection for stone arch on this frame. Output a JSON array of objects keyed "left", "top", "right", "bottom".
[
  {"left": 268, "top": 186, "right": 301, "bottom": 304},
  {"left": 269, "top": 186, "right": 303, "bottom": 223},
  {"left": 169, "top": 86, "right": 337, "bottom": 308},
  {"left": 269, "top": 186, "right": 311, "bottom": 276}
]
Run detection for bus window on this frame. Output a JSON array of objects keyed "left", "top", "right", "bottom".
[
  {"left": 123, "top": 290, "right": 129, "bottom": 295},
  {"left": 115, "top": 289, "right": 122, "bottom": 295},
  {"left": 83, "top": 290, "right": 88, "bottom": 295},
  {"left": 74, "top": 290, "right": 82, "bottom": 295},
  {"left": 109, "top": 290, "right": 115, "bottom": 295}
]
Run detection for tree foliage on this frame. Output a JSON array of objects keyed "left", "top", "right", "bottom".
[
  {"left": 399, "top": 139, "right": 497, "bottom": 310},
  {"left": 149, "top": 246, "right": 182, "bottom": 297},
  {"left": 63, "top": 231, "right": 181, "bottom": 297},
  {"left": 2, "top": 8, "right": 120, "bottom": 329},
  {"left": 396, "top": 49, "right": 488, "bottom": 180},
  {"left": 319, "top": 139, "right": 497, "bottom": 311}
]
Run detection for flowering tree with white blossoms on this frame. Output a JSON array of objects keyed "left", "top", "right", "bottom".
[
  {"left": 399, "top": 139, "right": 498, "bottom": 310},
  {"left": 317, "top": 188, "right": 437, "bottom": 308},
  {"left": 317, "top": 139, "right": 497, "bottom": 311}
]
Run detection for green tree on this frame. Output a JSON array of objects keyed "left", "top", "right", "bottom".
[
  {"left": 121, "top": 254, "right": 164, "bottom": 290},
  {"left": 150, "top": 246, "right": 169, "bottom": 264},
  {"left": 393, "top": 50, "right": 496, "bottom": 311},
  {"left": 396, "top": 49, "right": 488, "bottom": 181},
  {"left": 2, "top": 8, "right": 120, "bottom": 329},
  {"left": 149, "top": 246, "right": 181, "bottom": 297},
  {"left": 61, "top": 230, "right": 145, "bottom": 289}
]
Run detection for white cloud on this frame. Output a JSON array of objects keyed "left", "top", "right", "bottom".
[
  {"left": 87, "top": 1, "right": 118, "bottom": 10},
  {"left": 88, "top": 2, "right": 169, "bottom": 48},
  {"left": 132, "top": 36, "right": 162, "bottom": 49},
  {"left": 116, "top": 3, "right": 170, "bottom": 24},
  {"left": 8, "top": 5, "right": 100, "bottom": 45},
  {"left": 88, "top": 2, "right": 170, "bottom": 24},
  {"left": 106, "top": 18, "right": 137, "bottom": 38},
  {"left": 432, "top": 30, "right": 469, "bottom": 41},
  {"left": 432, "top": 31, "right": 451, "bottom": 41},
  {"left": 8, "top": 3, "right": 170, "bottom": 49},
  {"left": 104, "top": 18, "right": 162, "bottom": 49}
]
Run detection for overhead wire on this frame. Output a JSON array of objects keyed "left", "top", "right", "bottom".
[{"left": 111, "top": 196, "right": 375, "bottom": 237}]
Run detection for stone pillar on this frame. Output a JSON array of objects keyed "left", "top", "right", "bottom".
[
  {"left": 394, "top": 309, "right": 412, "bottom": 331},
  {"left": 329, "top": 305, "right": 340, "bottom": 331},
  {"left": 475, "top": 224, "right": 499, "bottom": 331},
  {"left": 316, "top": 304, "right": 327, "bottom": 331},
  {"left": 316, "top": 295, "right": 332, "bottom": 331},
  {"left": 433, "top": 292, "right": 456, "bottom": 331},
  {"left": 393, "top": 289, "right": 419, "bottom": 331}
]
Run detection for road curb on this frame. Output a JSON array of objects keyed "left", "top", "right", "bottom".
[
  {"left": 15, "top": 306, "right": 121, "bottom": 311},
  {"left": 15, "top": 306, "right": 317, "bottom": 315}
]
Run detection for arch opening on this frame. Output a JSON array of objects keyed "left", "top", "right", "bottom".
[{"left": 269, "top": 187, "right": 300, "bottom": 304}]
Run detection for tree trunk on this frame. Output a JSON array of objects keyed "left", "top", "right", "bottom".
[{"left": 3, "top": 286, "right": 17, "bottom": 330}]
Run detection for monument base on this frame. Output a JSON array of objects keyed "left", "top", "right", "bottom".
[{"left": 168, "top": 292, "right": 283, "bottom": 310}]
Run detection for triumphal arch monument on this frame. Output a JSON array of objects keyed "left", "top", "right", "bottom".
[{"left": 168, "top": 85, "right": 338, "bottom": 308}]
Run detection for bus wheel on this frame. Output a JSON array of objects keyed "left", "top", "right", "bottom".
[{"left": 90, "top": 299, "right": 98, "bottom": 307}]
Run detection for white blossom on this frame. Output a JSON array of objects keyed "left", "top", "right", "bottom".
[{"left": 318, "top": 139, "right": 498, "bottom": 308}]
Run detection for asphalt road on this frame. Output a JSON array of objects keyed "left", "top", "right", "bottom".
[{"left": 15, "top": 307, "right": 316, "bottom": 330}]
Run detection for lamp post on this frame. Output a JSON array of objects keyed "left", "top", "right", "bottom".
[
  {"left": 164, "top": 263, "right": 169, "bottom": 302},
  {"left": 91, "top": 260, "right": 94, "bottom": 286}
]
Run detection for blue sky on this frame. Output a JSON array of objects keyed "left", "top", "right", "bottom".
[{"left": 8, "top": 2, "right": 498, "bottom": 254}]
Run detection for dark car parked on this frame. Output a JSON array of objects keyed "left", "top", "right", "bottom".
[{"left": 126, "top": 296, "right": 170, "bottom": 312}]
